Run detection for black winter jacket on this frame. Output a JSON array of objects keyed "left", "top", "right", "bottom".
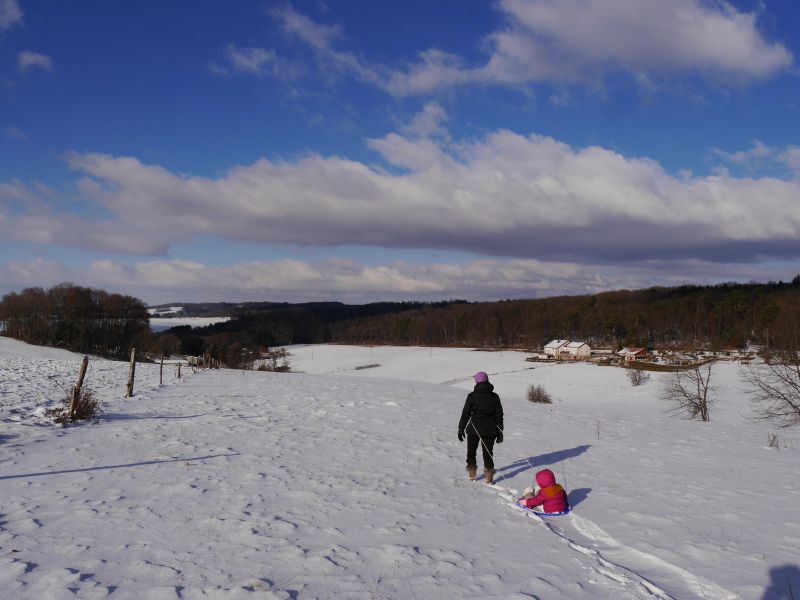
[{"left": 458, "top": 381, "right": 504, "bottom": 439}]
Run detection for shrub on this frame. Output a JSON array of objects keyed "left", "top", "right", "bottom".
[
  {"left": 527, "top": 384, "right": 552, "bottom": 404},
  {"left": 258, "top": 348, "right": 291, "bottom": 372},
  {"left": 627, "top": 367, "right": 650, "bottom": 386},
  {"left": 47, "top": 387, "right": 102, "bottom": 425}
]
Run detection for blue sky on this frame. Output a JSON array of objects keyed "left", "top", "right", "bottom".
[{"left": 1, "top": 0, "right": 799, "bottom": 304}]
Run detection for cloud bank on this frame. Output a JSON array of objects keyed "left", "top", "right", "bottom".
[
  {"left": 2, "top": 127, "right": 799, "bottom": 265},
  {"left": 2, "top": 256, "right": 794, "bottom": 305},
  {"left": 3, "top": 109, "right": 799, "bottom": 302}
]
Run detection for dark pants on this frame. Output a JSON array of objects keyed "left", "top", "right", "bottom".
[{"left": 466, "top": 429, "right": 495, "bottom": 470}]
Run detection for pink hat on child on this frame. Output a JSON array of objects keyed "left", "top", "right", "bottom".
[{"left": 474, "top": 371, "right": 488, "bottom": 383}]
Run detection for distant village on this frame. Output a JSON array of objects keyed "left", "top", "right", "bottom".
[{"left": 535, "top": 339, "right": 757, "bottom": 366}]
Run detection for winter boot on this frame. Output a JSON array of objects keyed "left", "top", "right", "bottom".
[
  {"left": 484, "top": 468, "right": 495, "bottom": 485},
  {"left": 466, "top": 465, "right": 478, "bottom": 481}
]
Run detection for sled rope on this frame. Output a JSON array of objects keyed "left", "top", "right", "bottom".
[
  {"left": 468, "top": 419, "right": 539, "bottom": 482},
  {"left": 467, "top": 417, "right": 496, "bottom": 460}
]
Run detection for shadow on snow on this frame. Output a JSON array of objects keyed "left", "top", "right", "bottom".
[
  {"left": 493, "top": 444, "right": 591, "bottom": 484},
  {"left": 0, "top": 452, "right": 238, "bottom": 481},
  {"left": 761, "top": 564, "right": 800, "bottom": 600}
]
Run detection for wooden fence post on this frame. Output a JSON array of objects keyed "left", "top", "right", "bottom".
[
  {"left": 159, "top": 355, "right": 164, "bottom": 386},
  {"left": 69, "top": 355, "right": 89, "bottom": 420},
  {"left": 126, "top": 347, "right": 136, "bottom": 397},
  {"left": 177, "top": 363, "right": 181, "bottom": 380}
]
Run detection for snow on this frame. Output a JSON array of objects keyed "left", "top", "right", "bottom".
[
  {"left": 149, "top": 317, "right": 231, "bottom": 332},
  {"left": 1, "top": 339, "right": 799, "bottom": 599}
]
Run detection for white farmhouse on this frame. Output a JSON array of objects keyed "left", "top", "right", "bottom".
[
  {"left": 566, "top": 341, "right": 591, "bottom": 360},
  {"left": 544, "top": 339, "right": 569, "bottom": 358}
]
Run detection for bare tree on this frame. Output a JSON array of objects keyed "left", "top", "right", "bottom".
[
  {"left": 742, "top": 352, "right": 800, "bottom": 427},
  {"left": 660, "top": 362, "right": 715, "bottom": 422}
]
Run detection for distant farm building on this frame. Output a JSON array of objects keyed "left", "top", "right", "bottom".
[
  {"left": 544, "top": 339, "right": 569, "bottom": 358},
  {"left": 566, "top": 341, "right": 591, "bottom": 360},
  {"left": 617, "top": 347, "right": 648, "bottom": 362},
  {"left": 542, "top": 339, "right": 592, "bottom": 360}
]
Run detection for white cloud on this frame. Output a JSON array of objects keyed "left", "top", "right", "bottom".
[
  {"left": 272, "top": 6, "right": 385, "bottom": 88},
  {"left": 549, "top": 91, "right": 575, "bottom": 107},
  {"left": 276, "top": 6, "right": 343, "bottom": 51},
  {"left": 714, "top": 140, "right": 773, "bottom": 165},
  {"left": 480, "top": 0, "right": 793, "bottom": 85},
  {"left": 18, "top": 51, "right": 53, "bottom": 72},
  {"left": 713, "top": 141, "right": 800, "bottom": 178},
  {"left": 210, "top": 44, "right": 304, "bottom": 79},
  {"left": 0, "top": 178, "right": 34, "bottom": 202},
  {"left": 401, "top": 102, "right": 448, "bottom": 139},
  {"left": 780, "top": 146, "right": 800, "bottom": 176},
  {"left": 279, "top": 1, "right": 792, "bottom": 96},
  {"left": 3, "top": 125, "right": 28, "bottom": 140},
  {"left": 0, "top": 0, "right": 22, "bottom": 32},
  {"left": 224, "top": 45, "right": 277, "bottom": 75},
  {"left": 0, "top": 259, "right": 73, "bottom": 288}
]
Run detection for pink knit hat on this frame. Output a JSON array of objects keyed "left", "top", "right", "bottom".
[{"left": 474, "top": 371, "right": 488, "bottom": 383}]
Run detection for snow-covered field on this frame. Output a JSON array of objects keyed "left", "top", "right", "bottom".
[
  {"left": 149, "top": 317, "right": 230, "bottom": 333},
  {"left": 1, "top": 339, "right": 798, "bottom": 599}
]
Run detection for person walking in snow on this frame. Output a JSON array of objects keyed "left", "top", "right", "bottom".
[{"left": 458, "top": 371, "right": 504, "bottom": 484}]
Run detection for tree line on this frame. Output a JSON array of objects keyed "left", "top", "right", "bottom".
[
  {"left": 0, "top": 283, "right": 150, "bottom": 359},
  {"left": 4, "top": 278, "right": 799, "bottom": 366},
  {"left": 329, "top": 278, "right": 800, "bottom": 351}
]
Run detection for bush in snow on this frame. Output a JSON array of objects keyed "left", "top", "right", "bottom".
[
  {"left": 47, "top": 387, "right": 102, "bottom": 425},
  {"left": 527, "top": 384, "right": 552, "bottom": 404},
  {"left": 627, "top": 367, "right": 650, "bottom": 387},
  {"left": 258, "top": 348, "right": 291, "bottom": 372}
]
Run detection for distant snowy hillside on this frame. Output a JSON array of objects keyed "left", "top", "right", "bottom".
[
  {"left": 150, "top": 316, "right": 231, "bottom": 332},
  {"left": 1, "top": 340, "right": 798, "bottom": 598}
]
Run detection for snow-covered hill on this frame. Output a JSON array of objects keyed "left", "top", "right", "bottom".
[{"left": 1, "top": 339, "right": 798, "bottom": 599}]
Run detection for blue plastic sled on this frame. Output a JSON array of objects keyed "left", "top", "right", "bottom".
[{"left": 518, "top": 501, "right": 571, "bottom": 517}]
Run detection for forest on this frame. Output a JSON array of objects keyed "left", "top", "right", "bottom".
[
  {"left": 0, "top": 283, "right": 150, "bottom": 359},
  {"left": 329, "top": 278, "right": 800, "bottom": 351}
]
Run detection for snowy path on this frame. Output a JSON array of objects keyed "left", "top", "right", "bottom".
[{"left": 488, "top": 483, "right": 738, "bottom": 600}]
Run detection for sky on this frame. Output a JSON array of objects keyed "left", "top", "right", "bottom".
[{"left": 1, "top": 0, "right": 799, "bottom": 305}]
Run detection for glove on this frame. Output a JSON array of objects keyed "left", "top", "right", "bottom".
[
  {"left": 458, "top": 429, "right": 465, "bottom": 442},
  {"left": 496, "top": 431, "right": 503, "bottom": 444}
]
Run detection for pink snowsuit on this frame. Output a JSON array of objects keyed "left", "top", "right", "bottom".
[{"left": 519, "top": 469, "right": 568, "bottom": 513}]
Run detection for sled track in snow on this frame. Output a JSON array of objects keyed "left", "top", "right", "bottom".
[{"left": 489, "top": 484, "right": 740, "bottom": 600}]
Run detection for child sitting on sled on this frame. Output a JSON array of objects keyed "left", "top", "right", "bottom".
[{"left": 518, "top": 468, "right": 569, "bottom": 513}]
